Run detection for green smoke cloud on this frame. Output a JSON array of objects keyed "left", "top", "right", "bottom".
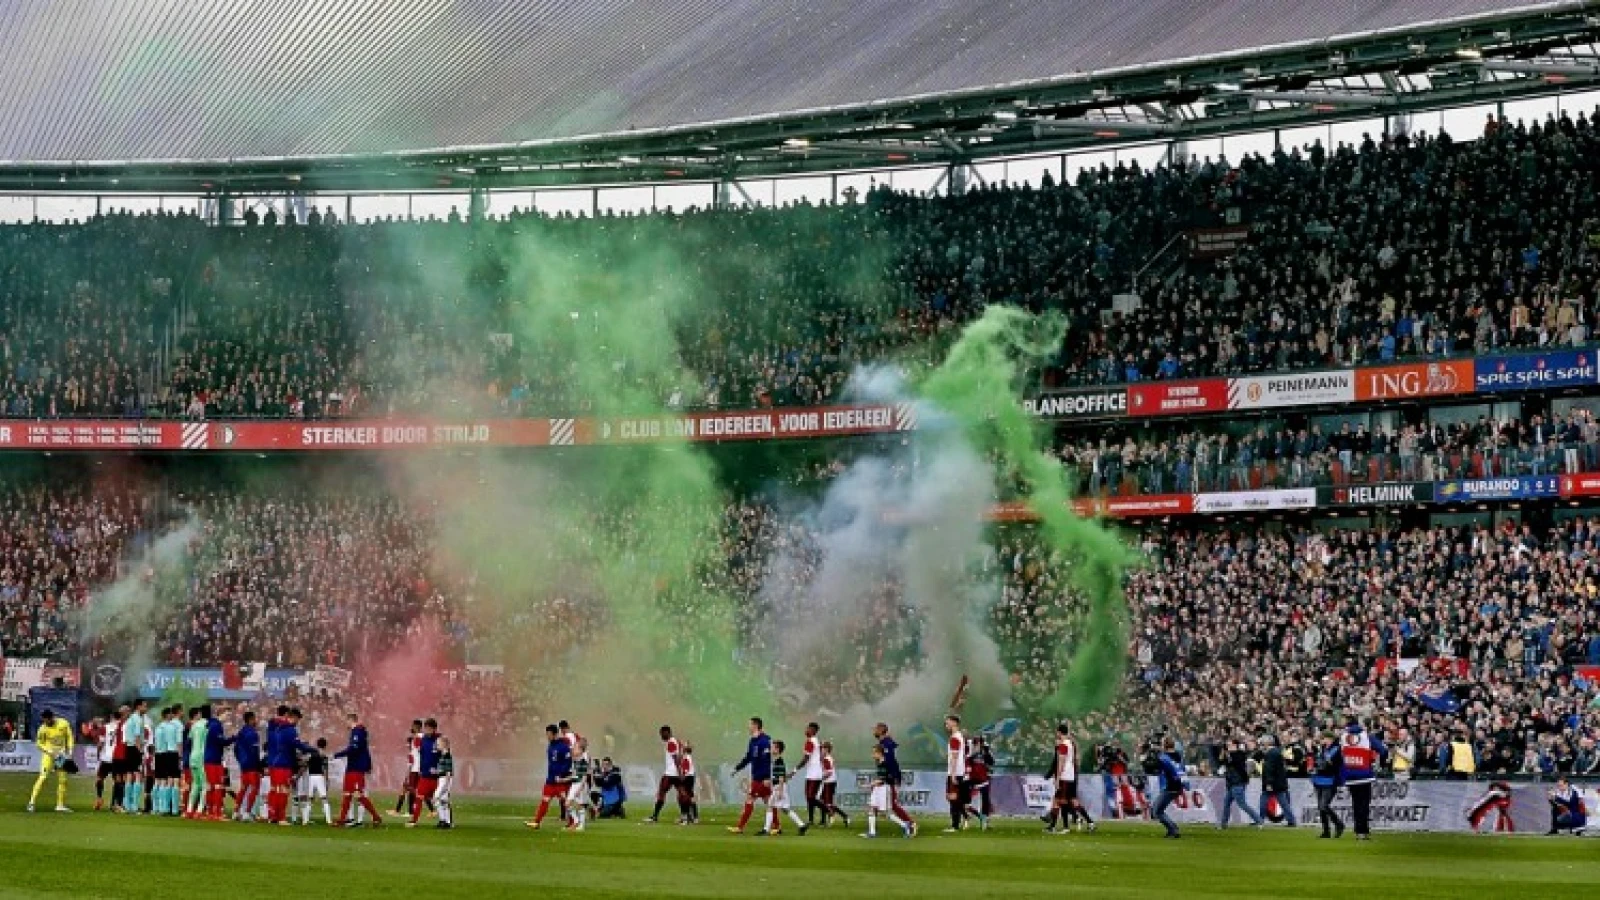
[{"left": 913, "top": 305, "right": 1139, "bottom": 718}]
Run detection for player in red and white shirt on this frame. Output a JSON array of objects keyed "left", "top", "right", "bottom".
[
  {"left": 964, "top": 735, "right": 993, "bottom": 830},
  {"left": 943, "top": 715, "right": 968, "bottom": 833},
  {"left": 647, "top": 725, "right": 686, "bottom": 824},
  {"left": 679, "top": 743, "right": 699, "bottom": 825},
  {"left": 798, "top": 722, "right": 825, "bottom": 826},
  {"left": 818, "top": 741, "right": 849, "bottom": 827},
  {"left": 395, "top": 719, "right": 422, "bottom": 816},
  {"left": 1044, "top": 721, "right": 1096, "bottom": 833}
]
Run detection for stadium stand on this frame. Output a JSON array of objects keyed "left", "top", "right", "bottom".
[{"left": 1, "top": 106, "right": 1597, "bottom": 421}]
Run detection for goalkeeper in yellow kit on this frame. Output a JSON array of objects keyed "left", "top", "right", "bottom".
[{"left": 29, "top": 709, "right": 76, "bottom": 812}]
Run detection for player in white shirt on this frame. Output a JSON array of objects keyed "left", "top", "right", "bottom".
[
  {"left": 1044, "top": 721, "right": 1096, "bottom": 833},
  {"left": 798, "top": 722, "right": 825, "bottom": 826},
  {"left": 565, "top": 738, "right": 592, "bottom": 832},
  {"left": 818, "top": 741, "right": 849, "bottom": 827},
  {"left": 679, "top": 744, "right": 699, "bottom": 824},
  {"left": 93, "top": 716, "right": 117, "bottom": 811},
  {"left": 646, "top": 724, "right": 685, "bottom": 824},
  {"left": 943, "top": 715, "right": 969, "bottom": 833}
]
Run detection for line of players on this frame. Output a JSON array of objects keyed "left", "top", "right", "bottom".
[
  {"left": 70, "top": 700, "right": 452, "bottom": 829},
  {"left": 523, "top": 714, "right": 1070, "bottom": 840}
]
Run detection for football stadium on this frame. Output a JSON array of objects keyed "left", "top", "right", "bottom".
[{"left": 4, "top": 0, "right": 1600, "bottom": 896}]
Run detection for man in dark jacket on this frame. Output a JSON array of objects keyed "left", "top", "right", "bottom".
[
  {"left": 1218, "top": 737, "right": 1264, "bottom": 828},
  {"left": 1258, "top": 735, "right": 1296, "bottom": 827}
]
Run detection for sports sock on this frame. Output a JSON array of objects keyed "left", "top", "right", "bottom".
[{"left": 867, "top": 810, "right": 877, "bottom": 836}]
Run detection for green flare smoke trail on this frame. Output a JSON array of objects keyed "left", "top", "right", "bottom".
[{"left": 914, "top": 305, "right": 1140, "bottom": 718}]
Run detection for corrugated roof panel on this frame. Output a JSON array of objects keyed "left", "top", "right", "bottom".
[{"left": 0, "top": 0, "right": 1551, "bottom": 161}]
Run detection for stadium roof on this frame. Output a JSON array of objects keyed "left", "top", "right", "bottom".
[{"left": 0, "top": 0, "right": 1597, "bottom": 191}]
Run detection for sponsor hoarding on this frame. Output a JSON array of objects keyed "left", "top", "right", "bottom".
[
  {"left": 1354, "top": 360, "right": 1473, "bottom": 401},
  {"left": 136, "top": 667, "right": 305, "bottom": 700},
  {"left": 1127, "top": 380, "right": 1229, "bottom": 417},
  {"left": 1560, "top": 474, "right": 1600, "bottom": 497},
  {"left": 1319, "top": 482, "right": 1435, "bottom": 506},
  {"left": 0, "top": 421, "right": 175, "bottom": 450},
  {"left": 1435, "top": 476, "right": 1560, "bottom": 503},
  {"left": 989, "top": 494, "right": 1195, "bottom": 521},
  {"left": 1228, "top": 371, "right": 1354, "bottom": 409},
  {"left": 583, "top": 403, "right": 915, "bottom": 444},
  {"left": 1024, "top": 388, "right": 1127, "bottom": 419},
  {"left": 1474, "top": 350, "right": 1598, "bottom": 393},
  {"left": 1193, "top": 489, "right": 1316, "bottom": 513}
]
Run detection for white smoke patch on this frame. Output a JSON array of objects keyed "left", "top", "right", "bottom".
[
  {"left": 80, "top": 514, "right": 200, "bottom": 693},
  {"left": 764, "top": 368, "right": 1008, "bottom": 734}
]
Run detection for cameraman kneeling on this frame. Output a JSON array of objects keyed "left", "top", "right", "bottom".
[{"left": 1547, "top": 777, "right": 1588, "bottom": 836}]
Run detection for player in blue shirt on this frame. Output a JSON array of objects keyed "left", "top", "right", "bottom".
[
  {"left": 728, "top": 717, "right": 773, "bottom": 834},
  {"left": 872, "top": 722, "right": 917, "bottom": 834},
  {"left": 527, "top": 724, "right": 572, "bottom": 830},
  {"left": 334, "top": 712, "right": 382, "bottom": 827},
  {"left": 266, "top": 708, "right": 315, "bottom": 825},
  {"left": 229, "top": 711, "right": 263, "bottom": 821}
]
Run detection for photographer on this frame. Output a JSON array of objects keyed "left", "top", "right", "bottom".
[
  {"left": 594, "top": 757, "right": 627, "bottom": 819},
  {"left": 1546, "top": 777, "right": 1588, "bottom": 836},
  {"left": 1311, "top": 731, "right": 1345, "bottom": 839},
  {"left": 1144, "top": 737, "right": 1185, "bottom": 839},
  {"left": 1218, "top": 736, "right": 1263, "bottom": 829}
]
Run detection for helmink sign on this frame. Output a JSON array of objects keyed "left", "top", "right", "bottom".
[{"left": 1318, "top": 482, "right": 1435, "bottom": 506}]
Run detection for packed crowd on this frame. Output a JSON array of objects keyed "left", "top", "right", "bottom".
[
  {"left": 1058, "top": 407, "right": 1600, "bottom": 495},
  {"left": 1108, "top": 520, "right": 1600, "bottom": 780},
  {"left": 4, "top": 454, "right": 1599, "bottom": 778},
  {"left": 2, "top": 109, "right": 1599, "bottom": 420}
]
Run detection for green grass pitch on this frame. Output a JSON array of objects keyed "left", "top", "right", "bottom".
[{"left": 1, "top": 774, "right": 1595, "bottom": 898}]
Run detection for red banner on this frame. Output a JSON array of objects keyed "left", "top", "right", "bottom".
[
  {"left": 202, "top": 419, "right": 554, "bottom": 451},
  {"left": 1561, "top": 474, "right": 1600, "bottom": 497},
  {"left": 1354, "top": 360, "right": 1473, "bottom": 401},
  {"left": 579, "top": 403, "right": 915, "bottom": 444},
  {"left": 991, "top": 494, "right": 1194, "bottom": 521},
  {"left": 0, "top": 404, "right": 916, "bottom": 452},
  {"left": 1127, "top": 380, "right": 1228, "bottom": 417},
  {"left": 0, "top": 420, "right": 177, "bottom": 449}
]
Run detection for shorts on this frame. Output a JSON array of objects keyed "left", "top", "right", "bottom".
[
  {"left": 97, "top": 761, "right": 114, "bottom": 779},
  {"left": 269, "top": 767, "right": 293, "bottom": 789},
  {"left": 155, "top": 752, "right": 181, "bottom": 779},
  {"left": 565, "top": 781, "right": 587, "bottom": 805},
  {"left": 657, "top": 775, "right": 680, "bottom": 798},
  {"left": 679, "top": 775, "right": 696, "bottom": 798},
  {"left": 1055, "top": 780, "right": 1078, "bottom": 803},
  {"left": 541, "top": 782, "right": 566, "bottom": 800},
  {"left": 869, "top": 784, "right": 889, "bottom": 811},
  {"left": 204, "top": 763, "right": 225, "bottom": 788},
  {"left": 119, "top": 749, "right": 143, "bottom": 776},
  {"left": 342, "top": 771, "right": 368, "bottom": 794},
  {"left": 821, "top": 781, "right": 837, "bottom": 806},
  {"left": 435, "top": 776, "right": 453, "bottom": 803},
  {"left": 771, "top": 783, "right": 791, "bottom": 810},
  {"left": 403, "top": 772, "right": 419, "bottom": 791}
]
